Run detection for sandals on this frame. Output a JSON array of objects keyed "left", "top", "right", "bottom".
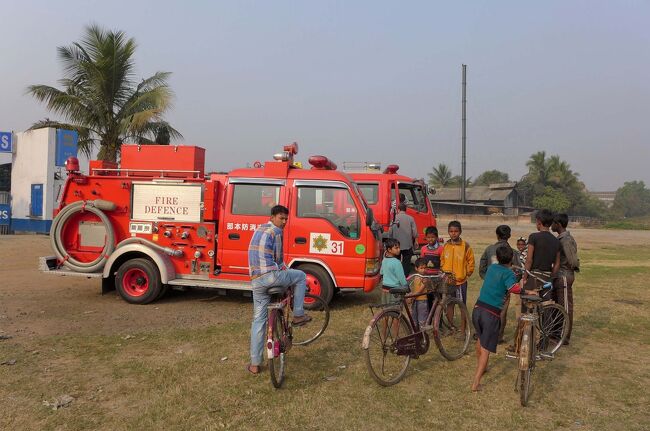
[{"left": 246, "top": 364, "right": 262, "bottom": 375}]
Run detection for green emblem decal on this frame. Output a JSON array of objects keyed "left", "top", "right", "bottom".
[
  {"left": 355, "top": 244, "right": 366, "bottom": 254},
  {"left": 312, "top": 234, "right": 328, "bottom": 252}
]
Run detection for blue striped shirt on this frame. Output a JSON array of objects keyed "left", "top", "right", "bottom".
[{"left": 248, "top": 222, "right": 284, "bottom": 278}]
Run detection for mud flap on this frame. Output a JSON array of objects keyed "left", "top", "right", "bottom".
[{"left": 101, "top": 276, "right": 116, "bottom": 294}]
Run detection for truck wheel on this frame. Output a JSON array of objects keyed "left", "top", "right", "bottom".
[
  {"left": 115, "top": 258, "right": 162, "bottom": 304},
  {"left": 296, "top": 263, "right": 334, "bottom": 305}
]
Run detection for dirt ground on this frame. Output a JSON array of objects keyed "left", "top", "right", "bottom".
[{"left": 1, "top": 226, "right": 650, "bottom": 430}]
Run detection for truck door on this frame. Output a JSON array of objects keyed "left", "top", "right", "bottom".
[
  {"left": 285, "top": 180, "right": 366, "bottom": 290},
  {"left": 398, "top": 182, "right": 432, "bottom": 246},
  {"left": 218, "top": 178, "right": 286, "bottom": 276}
]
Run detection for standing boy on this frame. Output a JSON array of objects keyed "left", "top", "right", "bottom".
[
  {"left": 472, "top": 245, "right": 521, "bottom": 391},
  {"left": 389, "top": 203, "right": 418, "bottom": 277},
  {"left": 380, "top": 238, "right": 408, "bottom": 304},
  {"left": 421, "top": 226, "right": 443, "bottom": 275},
  {"left": 478, "top": 225, "right": 520, "bottom": 343},
  {"left": 407, "top": 258, "right": 432, "bottom": 329},
  {"left": 551, "top": 213, "right": 579, "bottom": 345},
  {"left": 441, "top": 220, "right": 475, "bottom": 304},
  {"left": 521, "top": 209, "right": 560, "bottom": 295}
]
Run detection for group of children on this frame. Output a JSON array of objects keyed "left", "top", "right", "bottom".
[
  {"left": 379, "top": 209, "right": 579, "bottom": 393},
  {"left": 380, "top": 221, "right": 475, "bottom": 328}
]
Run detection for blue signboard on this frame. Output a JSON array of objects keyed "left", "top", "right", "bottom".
[
  {"left": 0, "top": 204, "right": 10, "bottom": 226},
  {"left": 55, "top": 129, "right": 78, "bottom": 166},
  {"left": 0, "top": 131, "right": 13, "bottom": 153}
]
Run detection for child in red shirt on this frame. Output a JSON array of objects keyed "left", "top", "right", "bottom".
[{"left": 421, "top": 226, "right": 443, "bottom": 275}]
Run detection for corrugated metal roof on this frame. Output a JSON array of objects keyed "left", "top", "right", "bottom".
[{"left": 431, "top": 186, "right": 515, "bottom": 202}]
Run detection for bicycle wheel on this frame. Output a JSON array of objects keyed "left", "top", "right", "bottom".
[
  {"left": 268, "top": 311, "right": 286, "bottom": 388},
  {"left": 292, "top": 293, "right": 330, "bottom": 346},
  {"left": 433, "top": 297, "right": 471, "bottom": 360},
  {"left": 363, "top": 310, "right": 412, "bottom": 386},
  {"left": 537, "top": 303, "right": 569, "bottom": 355},
  {"left": 518, "top": 324, "right": 534, "bottom": 406}
]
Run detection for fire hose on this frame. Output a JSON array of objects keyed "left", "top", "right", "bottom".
[{"left": 50, "top": 199, "right": 117, "bottom": 273}]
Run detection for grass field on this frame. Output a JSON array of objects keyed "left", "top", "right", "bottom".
[{"left": 1, "top": 229, "right": 650, "bottom": 430}]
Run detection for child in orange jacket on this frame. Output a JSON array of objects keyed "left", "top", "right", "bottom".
[{"left": 440, "top": 220, "right": 475, "bottom": 304}]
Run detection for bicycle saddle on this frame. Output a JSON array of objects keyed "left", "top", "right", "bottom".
[
  {"left": 389, "top": 287, "right": 410, "bottom": 295},
  {"left": 266, "top": 286, "right": 288, "bottom": 295},
  {"left": 520, "top": 294, "right": 543, "bottom": 303}
]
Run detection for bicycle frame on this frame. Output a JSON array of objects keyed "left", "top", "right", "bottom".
[
  {"left": 266, "top": 289, "right": 293, "bottom": 359},
  {"left": 364, "top": 273, "right": 450, "bottom": 356}
]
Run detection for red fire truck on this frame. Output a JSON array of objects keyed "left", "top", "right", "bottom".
[
  {"left": 41, "top": 144, "right": 382, "bottom": 305},
  {"left": 346, "top": 163, "right": 437, "bottom": 247}
]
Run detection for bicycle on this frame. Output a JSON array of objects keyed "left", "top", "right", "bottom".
[
  {"left": 266, "top": 285, "right": 330, "bottom": 388},
  {"left": 361, "top": 273, "right": 471, "bottom": 386},
  {"left": 508, "top": 269, "right": 569, "bottom": 406}
]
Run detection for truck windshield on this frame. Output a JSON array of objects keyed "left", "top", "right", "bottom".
[
  {"left": 398, "top": 183, "right": 428, "bottom": 213},
  {"left": 297, "top": 186, "right": 360, "bottom": 238}
]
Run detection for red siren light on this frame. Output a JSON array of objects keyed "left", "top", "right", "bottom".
[
  {"left": 384, "top": 164, "right": 399, "bottom": 174},
  {"left": 308, "top": 155, "right": 338, "bottom": 170},
  {"left": 65, "top": 156, "right": 80, "bottom": 172}
]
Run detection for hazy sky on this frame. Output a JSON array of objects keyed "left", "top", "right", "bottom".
[{"left": 1, "top": 1, "right": 648, "bottom": 190}]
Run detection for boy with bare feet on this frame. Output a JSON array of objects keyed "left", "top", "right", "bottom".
[{"left": 471, "top": 245, "right": 521, "bottom": 391}]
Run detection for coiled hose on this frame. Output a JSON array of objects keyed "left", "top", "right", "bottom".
[{"left": 50, "top": 199, "right": 117, "bottom": 273}]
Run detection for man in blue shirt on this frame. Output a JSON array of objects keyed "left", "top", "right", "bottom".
[
  {"left": 471, "top": 245, "right": 521, "bottom": 391},
  {"left": 247, "top": 205, "right": 311, "bottom": 375}
]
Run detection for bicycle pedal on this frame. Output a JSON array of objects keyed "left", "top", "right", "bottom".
[{"left": 505, "top": 352, "right": 518, "bottom": 360}]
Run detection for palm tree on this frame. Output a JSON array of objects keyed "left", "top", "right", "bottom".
[
  {"left": 27, "top": 24, "right": 181, "bottom": 161},
  {"left": 428, "top": 163, "right": 454, "bottom": 188}
]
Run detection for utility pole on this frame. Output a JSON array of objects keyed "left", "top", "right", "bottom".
[{"left": 461, "top": 64, "right": 467, "bottom": 204}]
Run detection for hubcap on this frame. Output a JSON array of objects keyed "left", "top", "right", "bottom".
[
  {"left": 304, "top": 274, "right": 321, "bottom": 303},
  {"left": 122, "top": 268, "right": 150, "bottom": 297}
]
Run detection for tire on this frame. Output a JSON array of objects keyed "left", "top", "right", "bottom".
[
  {"left": 518, "top": 324, "right": 534, "bottom": 407},
  {"left": 537, "top": 303, "right": 569, "bottom": 355},
  {"left": 433, "top": 297, "right": 471, "bottom": 360},
  {"left": 269, "top": 311, "right": 286, "bottom": 389},
  {"left": 115, "top": 258, "right": 162, "bottom": 304},
  {"left": 363, "top": 310, "right": 412, "bottom": 386},
  {"left": 291, "top": 293, "right": 330, "bottom": 346},
  {"left": 519, "top": 368, "right": 532, "bottom": 407},
  {"left": 296, "top": 263, "right": 334, "bottom": 305}
]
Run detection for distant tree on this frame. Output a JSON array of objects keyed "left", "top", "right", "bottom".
[
  {"left": 532, "top": 186, "right": 571, "bottom": 213},
  {"left": 27, "top": 24, "right": 181, "bottom": 161},
  {"left": 450, "top": 175, "right": 472, "bottom": 187},
  {"left": 612, "top": 181, "right": 650, "bottom": 217},
  {"left": 474, "top": 170, "right": 510, "bottom": 186},
  {"left": 428, "top": 163, "right": 454, "bottom": 188}
]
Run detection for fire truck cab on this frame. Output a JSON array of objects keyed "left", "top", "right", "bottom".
[
  {"left": 346, "top": 163, "right": 436, "bottom": 247},
  {"left": 41, "top": 144, "right": 382, "bottom": 305}
]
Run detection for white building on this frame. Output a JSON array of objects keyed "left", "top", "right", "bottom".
[{"left": 7, "top": 128, "right": 91, "bottom": 233}]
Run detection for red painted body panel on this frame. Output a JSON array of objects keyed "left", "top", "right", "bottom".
[{"left": 54, "top": 145, "right": 382, "bottom": 294}]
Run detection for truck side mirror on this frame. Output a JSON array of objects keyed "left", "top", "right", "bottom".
[{"left": 366, "top": 207, "right": 374, "bottom": 227}]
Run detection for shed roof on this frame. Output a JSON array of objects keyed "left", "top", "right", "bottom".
[{"left": 431, "top": 186, "right": 515, "bottom": 202}]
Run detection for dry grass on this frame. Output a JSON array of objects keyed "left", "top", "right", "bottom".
[{"left": 1, "top": 230, "right": 650, "bottom": 430}]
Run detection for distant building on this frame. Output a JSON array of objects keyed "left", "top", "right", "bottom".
[
  {"left": 430, "top": 182, "right": 522, "bottom": 215},
  {"left": 588, "top": 191, "right": 616, "bottom": 208}
]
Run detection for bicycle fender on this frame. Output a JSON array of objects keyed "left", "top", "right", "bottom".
[
  {"left": 519, "top": 332, "right": 530, "bottom": 370},
  {"left": 361, "top": 325, "right": 373, "bottom": 349}
]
